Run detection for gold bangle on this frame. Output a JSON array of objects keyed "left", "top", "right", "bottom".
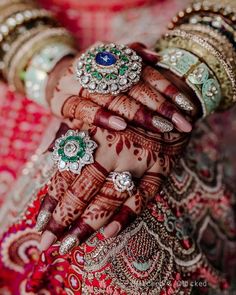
[
  {"left": 179, "top": 23, "right": 236, "bottom": 66},
  {"left": 0, "top": 18, "right": 56, "bottom": 73},
  {"left": 169, "top": 11, "right": 236, "bottom": 50},
  {"left": 0, "top": 8, "right": 53, "bottom": 52},
  {"left": 157, "top": 48, "right": 222, "bottom": 117},
  {"left": 156, "top": 29, "right": 236, "bottom": 110},
  {"left": 3, "top": 26, "right": 48, "bottom": 78},
  {"left": 169, "top": 1, "right": 236, "bottom": 29},
  {"left": 0, "top": 2, "right": 36, "bottom": 23},
  {"left": 0, "top": 3, "right": 37, "bottom": 44},
  {"left": 0, "top": 0, "right": 30, "bottom": 10},
  {"left": 24, "top": 42, "right": 75, "bottom": 106},
  {"left": 7, "top": 28, "right": 74, "bottom": 92}
]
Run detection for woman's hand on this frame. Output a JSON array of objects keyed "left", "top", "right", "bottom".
[
  {"left": 47, "top": 43, "right": 193, "bottom": 134},
  {"left": 36, "top": 122, "right": 189, "bottom": 255}
]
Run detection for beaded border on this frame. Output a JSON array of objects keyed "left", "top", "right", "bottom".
[
  {"left": 178, "top": 23, "right": 236, "bottom": 63},
  {"left": 0, "top": 8, "right": 52, "bottom": 45},
  {"left": 0, "top": 2, "right": 36, "bottom": 25},
  {"left": 169, "top": 1, "right": 236, "bottom": 29}
]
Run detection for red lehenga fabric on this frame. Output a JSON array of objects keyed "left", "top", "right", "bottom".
[
  {"left": 0, "top": 0, "right": 236, "bottom": 294},
  {"left": 0, "top": 122, "right": 236, "bottom": 294}
]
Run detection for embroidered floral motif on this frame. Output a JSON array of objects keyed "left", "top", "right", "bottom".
[{"left": 0, "top": 123, "right": 235, "bottom": 294}]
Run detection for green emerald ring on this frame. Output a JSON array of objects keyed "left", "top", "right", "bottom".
[
  {"left": 52, "top": 130, "right": 97, "bottom": 175},
  {"left": 76, "top": 43, "right": 142, "bottom": 95}
]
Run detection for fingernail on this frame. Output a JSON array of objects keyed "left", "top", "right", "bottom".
[
  {"left": 172, "top": 113, "right": 192, "bottom": 132},
  {"left": 104, "top": 221, "right": 121, "bottom": 238},
  {"left": 36, "top": 210, "right": 51, "bottom": 232},
  {"left": 175, "top": 93, "right": 194, "bottom": 111},
  {"left": 152, "top": 116, "right": 174, "bottom": 132},
  {"left": 59, "top": 235, "right": 79, "bottom": 255},
  {"left": 40, "top": 230, "right": 57, "bottom": 252},
  {"left": 109, "top": 116, "right": 127, "bottom": 130}
]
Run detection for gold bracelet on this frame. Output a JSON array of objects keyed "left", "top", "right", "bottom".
[
  {"left": 7, "top": 28, "right": 74, "bottom": 92},
  {"left": 157, "top": 48, "right": 222, "bottom": 117},
  {"left": 24, "top": 42, "right": 75, "bottom": 106},
  {"left": 0, "top": 8, "right": 53, "bottom": 56},
  {"left": 0, "top": 2, "right": 36, "bottom": 24},
  {"left": 179, "top": 23, "right": 236, "bottom": 66},
  {"left": 0, "top": 8, "right": 52, "bottom": 37},
  {"left": 3, "top": 26, "right": 48, "bottom": 78},
  {"left": 169, "top": 10, "right": 236, "bottom": 51},
  {"left": 0, "top": 18, "right": 57, "bottom": 73},
  {"left": 156, "top": 29, "right": 236, "bottom": 110},
  {"left": 169, "top": 1, "right": 236, "bottom": 29},
  {"left": 0, "top": 3, "right": 37, "bottom": 45},
  {"left": 0, "top": 0, "right": 30, "bottom": 10}
]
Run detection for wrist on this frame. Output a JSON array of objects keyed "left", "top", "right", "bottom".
[
  {"left": 0, "top": 2, "right": 76, "bottom": 107},
  {"left": 46, "top": 56, "right": 74, "bottom": 105}
]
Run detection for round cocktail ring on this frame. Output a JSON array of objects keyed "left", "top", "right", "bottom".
[
  {"left": 52, "top": 130, "right": 97, "bottom": 175},
  {"left": 109, "top": 171, "right": 135, "bottom": 193},
  {"left": 75, "top": 43, "right": 142, "bottom": 95}
]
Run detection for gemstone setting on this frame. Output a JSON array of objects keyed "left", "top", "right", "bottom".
[
  {"left": 52, "top": 130, "right": 97, "bottom": 174},
  {"left": 95, "top": 51, "right": 117, "bottom": 66},
  {"left": 110, "top": 171, "right": 135, "bottom": 193},
  {"left": 75, "top": 43, "right": 142, "bottom": 95}
]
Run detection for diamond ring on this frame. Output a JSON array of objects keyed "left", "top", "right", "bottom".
[
  {"left": 75, "top": 43, "right": 142, "bottom": 95},
  {"left": 109, "top": 171, "right": 135, "bottom": 193},
  {"left": 52, "top": 130, "right": 97, "bottom": 175}
]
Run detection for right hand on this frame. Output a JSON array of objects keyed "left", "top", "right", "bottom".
[{"left": 46, "top": 43, "right": 194, "bottom": 134}]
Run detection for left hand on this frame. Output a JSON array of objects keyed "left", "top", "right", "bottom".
[{"left": 36, "top": 122, "right": 189, "bottom": 254}]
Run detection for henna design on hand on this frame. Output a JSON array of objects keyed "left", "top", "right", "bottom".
[
  {"left": 63, "top": 95, "right": 127, "bottom": 131},
  {"left": 39, "top": 110, "right": 189, "bottom": 251},
  {"left": 45, "top": 162, "right": 108, "bottom": 234},
  {"left": 59, "top": 181, "right": 136, "bottom": 251},
  {"left": 103, "top": 171, "right": 164, "bottom": 239}
]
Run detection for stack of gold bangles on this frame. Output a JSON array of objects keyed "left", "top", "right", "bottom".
[
  {"left": 0, "top": 1, "right": 75, "bottom": 106},
  {"left": 156, "top": 0, "right": 236, "bottom": 117}
]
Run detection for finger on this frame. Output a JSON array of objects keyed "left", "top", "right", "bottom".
[
  {"left": 104, "top": 165, "right": 166, "bottom": 238},
  {"left": 142, "top": 65, "right": 195, "bottom": 113},
  {"left": 128, "top": 80, "right": 192, "bottom": 133},
  {"left": 103, "top": 190, "right": 143, "bottom": 239},
  {"left": 81, "top": 88, "right": 174, "bottom": 133},
  {"left": 128, "top": 45, "right": 195, "bottom": 114},
  {"left": 62, "top": 95, "right": 127, "bottom": 131},
  {"left": 129, "top": 42, "right": 160, "bottom": 64},
  {"left": 59, "top": 178, "right": 130, "bottom": 254},
  {"left": 52, "top": 55, "right": 178, "bottom": 133},
  {"left": 40, "top": 161, "right": 108, "bottom": 251},
  {"left": 36, "top": 170, "right": 75, "bottom": 232}
]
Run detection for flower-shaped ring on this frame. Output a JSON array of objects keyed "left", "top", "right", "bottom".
[
  {"left": 52, "top": 130, "right": 97, "bottom": 175},
  {"left": 109, "top": 171, "right": 135, "bottom": 193},
  {"left": 75, "top": 43, "right": 142, "bottom": 95}
]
